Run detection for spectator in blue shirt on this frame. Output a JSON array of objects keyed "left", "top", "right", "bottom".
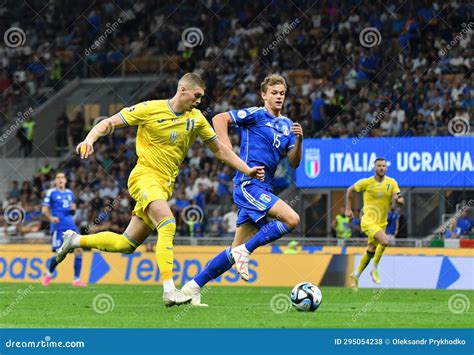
[
  {"left": 351, "top": 209, "right": 361, "bottom": 238},
  {"left": 311, "top": 93, "right": 326, "bottom": 132},
  {"left": 446, "top": 210, "right": 473, "bottom": 238},
  {"left": 386, "top": 207, "right": 400, "bottom": 238}
]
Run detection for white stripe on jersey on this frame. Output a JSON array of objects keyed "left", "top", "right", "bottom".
[{"left": 241, "top": 181, "right": 266, "bottom": 211}]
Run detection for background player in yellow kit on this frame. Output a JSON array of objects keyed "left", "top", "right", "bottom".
[
  {"left": 55, "top": 73, "right": 264, "bottom": 306},
  {"left": 345, "top": 158, "right": 404, "bottom": 290}
]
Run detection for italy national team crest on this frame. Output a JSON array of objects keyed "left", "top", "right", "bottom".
[
  {"left": 259, "top": 193, "right": 271, "bottom": 204},
  {"left": 305, "top": 148, "right": 320, "bottom": 178}
]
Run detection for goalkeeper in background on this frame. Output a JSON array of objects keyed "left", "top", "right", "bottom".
[
  {"left": 55, "top": 73, "right": 264, "bottom": 307},
  {"left": 345, "top": 158, "right": 404, "bottom": 290}
]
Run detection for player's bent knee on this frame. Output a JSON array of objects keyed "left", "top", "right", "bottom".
[
  {"left": 116, "top": 235, "right": 138, "bottom": 254},
  {"left": 121, "top": 244, "right": 137, "bottom": 254},
  {"left": 284, "top": 212, "right": 300, "bottom": 230}
]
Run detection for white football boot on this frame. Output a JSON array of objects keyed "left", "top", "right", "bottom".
[
  {"left": 231, "top": 244, "right": 250, "bottom": 281},
  {"left": 56, "top": 230, "right": 77, "bottom": 263},
  {"left": 181, "top": 281, "right": 208, "bottom": 307},
  {"left": 163, "top": 288, "right": 192, "bottom": 307}
]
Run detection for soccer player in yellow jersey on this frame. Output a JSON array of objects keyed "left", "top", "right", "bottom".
[
  {"left": 55, "top": 73, "right": 264, "bottom": 306},
  {"left": 345, "top": 158, "right": 404, "bottom": 290}
]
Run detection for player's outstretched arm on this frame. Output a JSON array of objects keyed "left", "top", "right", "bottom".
[
  {"left": 287, "top": 123, "right": 303, "bottom": 168},
  {"left": 76, "top": 114, "right": 127, "bottom": 159},
  {"left": 206, "top": 138, "right": 265, "bottom": 181},
  {"left": 212, "top": 112, "right": 233, "bottom": 150},
  {"left": 345, "top": 185, "right": 355, "bottom": 218}
]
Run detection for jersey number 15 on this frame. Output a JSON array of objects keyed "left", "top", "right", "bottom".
[{"left": 273, "top": 133, "right": 282, "bottom": 148}]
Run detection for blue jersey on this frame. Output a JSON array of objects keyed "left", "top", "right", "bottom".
[
  {"left": 229, "top": 107, "right": 297, "bottom": 188},
  {"left": 386, "top": 210, "right": 399, "bottom": 234},
  {"left": 42, "top": 188, "right": 77, "bottom": 233}
]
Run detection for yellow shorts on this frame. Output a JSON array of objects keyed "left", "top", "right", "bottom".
[
  {"left": 128, "top": 164, "right": 173, "bottom": 230},
  {"left": 361, "top": 223, "right": 387, "bottom": 246}
]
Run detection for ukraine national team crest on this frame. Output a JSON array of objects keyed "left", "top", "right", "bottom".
[
  {"left": 259, "top": 193, "right": 271, "bottom": 204},
  {"left": 305, "top": 148, "right": 320, "bottom": 178},
  {"left": 170, "top": 130, "right": 178, "bottom": 143}
]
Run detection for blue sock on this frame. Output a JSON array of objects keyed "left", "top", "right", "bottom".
[
  {"left": 244, "top": 220, "right": 292, "bottom": 253},
  {"left": 48, "top": 256, "right": 58, "bottom": 274},
  {"left": 74, "top": 254, "right": 82, "bottom": 280},
  {"left": 194, "top": 247, "right": 234, "bottom": 287}
]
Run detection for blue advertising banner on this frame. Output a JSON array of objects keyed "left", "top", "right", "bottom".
[
  {"left": 296, "top": 137, "right": 474, "bottom": 188},
  {"left": 0, "top": 329, "right": 472, "bottom": 354}
]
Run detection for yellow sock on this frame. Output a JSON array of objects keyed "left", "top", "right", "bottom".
[
  {"left": 373, "top": 244, "right": 386, "bottom": 267},
  {"left": 155, "top": 217, "right": 176, "bottom": 281},
  {"left": 80, "top": 231, "right": 138, "bottom": 253},
  {"left": 356, "top": 250, "right": 375, "bottom": 276}
]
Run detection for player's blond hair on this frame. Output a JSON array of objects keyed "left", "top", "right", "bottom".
[
  {"left": 178, "top": 72, "right": 206, "bottom": 89},
  {"left": 260, "top": 74, "right": 287, "bottom": 93}
]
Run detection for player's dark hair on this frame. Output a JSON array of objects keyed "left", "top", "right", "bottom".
[
  {"left": 54, "top": 171, "right": 66, "bottom": 178},
  {"left": 374, "top": 157, "right": 386, "bottom": 164},
  {"left": 260, "top": 74, "right": 287, "bottom": 93},
  {"left": 179, "top": 72, "right": 206, "bottom": 89}
]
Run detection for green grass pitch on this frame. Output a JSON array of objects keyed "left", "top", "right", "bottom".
[{"left": 1, "top": 283, "right": 472, "bottom": 328}]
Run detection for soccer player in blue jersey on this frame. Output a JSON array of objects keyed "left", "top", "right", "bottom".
[
  {"left": 41, "top": 172, "right": 86, "bottom": 287},
  {"left": 182, "top": 74, "right": 303, "bottom": 305}
]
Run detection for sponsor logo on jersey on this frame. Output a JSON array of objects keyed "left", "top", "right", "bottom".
[{"left": 237, "top": 110, "right": 247, "bottom": 118}]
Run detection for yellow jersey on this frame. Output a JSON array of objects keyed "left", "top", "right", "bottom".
[
  {"left": 354, "top": 175, "right": 400, "bottom": 227},
  {"left": 119, "top": 100, "right": 217, "bottom": 184}
]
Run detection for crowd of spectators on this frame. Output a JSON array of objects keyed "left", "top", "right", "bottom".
[
  {"left": 1, "top": 1, "right": 472, "bottom": 137},
  {"left": 0, "top": 0, "right": 473, "bottom": 238}
]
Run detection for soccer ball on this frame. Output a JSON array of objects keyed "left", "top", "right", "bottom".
[{"left": 290, "top": 282, "right": 322, "bottom": 312}]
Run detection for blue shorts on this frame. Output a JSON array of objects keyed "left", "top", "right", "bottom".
[
  {"left": 233, "top": 181, "right": 279, "bottom": 227},
  {"left": 51, "top": 227, "right": 78, "bottom": 251}
]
